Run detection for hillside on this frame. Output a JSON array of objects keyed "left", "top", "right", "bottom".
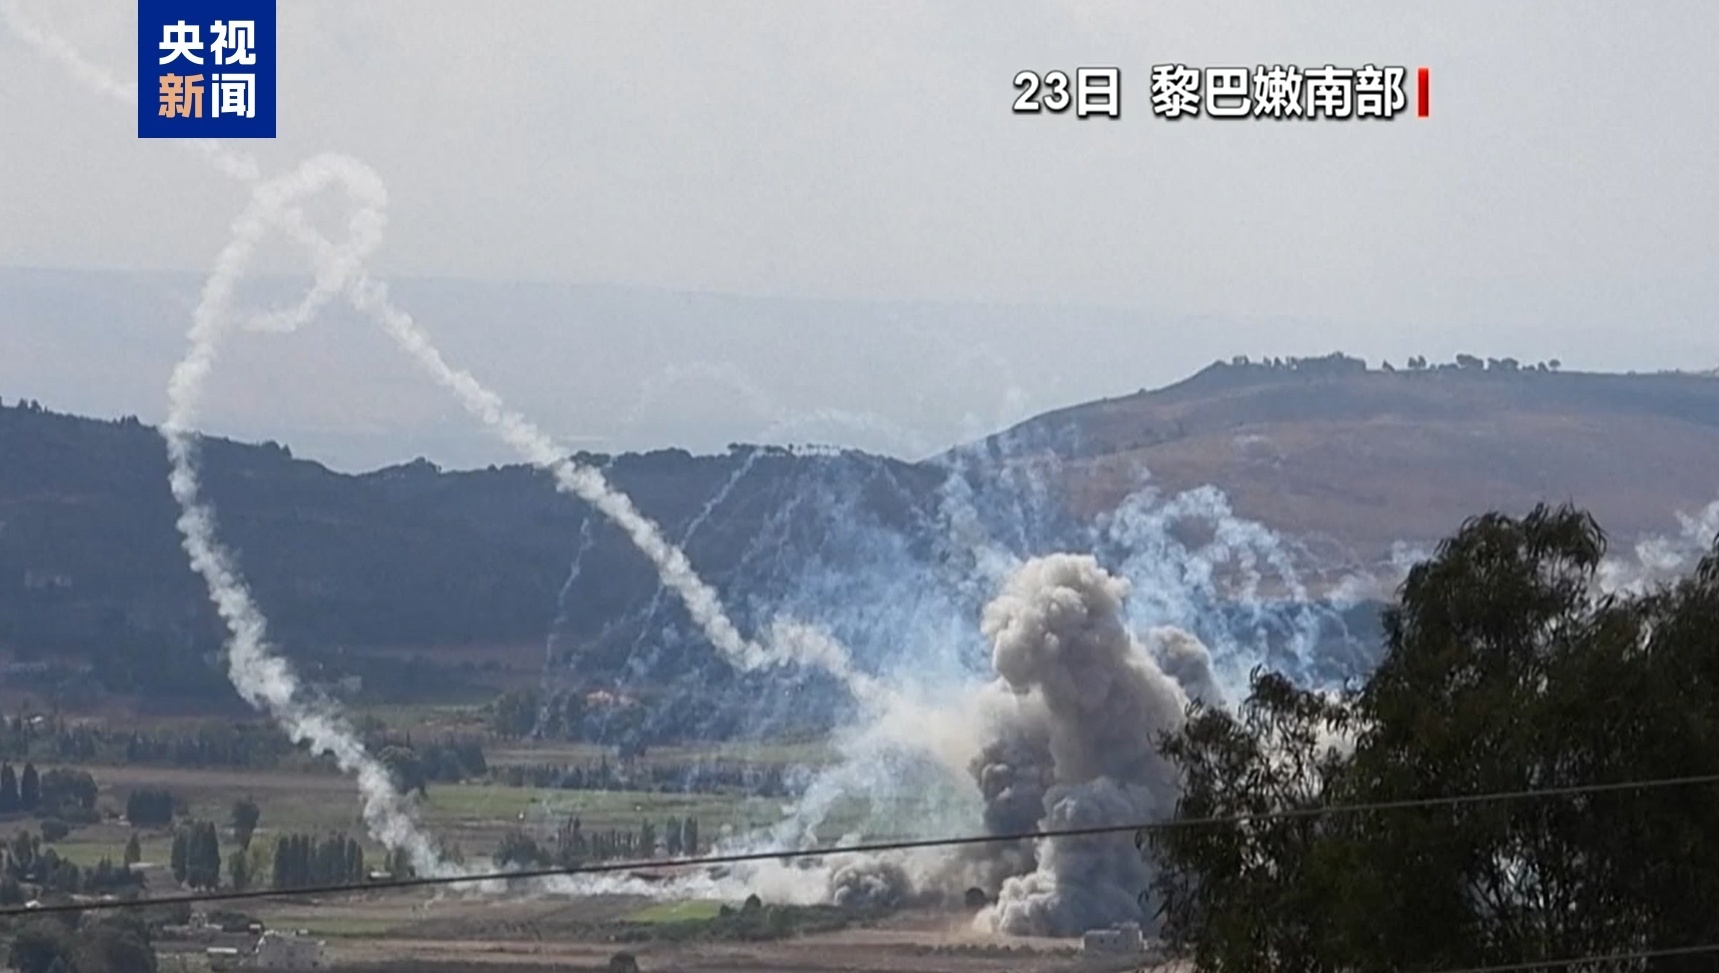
[
  {"left": 0, "top": 400, "right": 950, "bottom": 720},
  {"left": 4, "top": 354, "right": 1715, "bottom": 728},
  {"left": 973, "top": 354, "right": 1719, "bottom": 563}
]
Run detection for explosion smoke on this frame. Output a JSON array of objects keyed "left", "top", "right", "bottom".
[
  {"left": 796, "top": 555, "right": 1208, "bottom": 936},
  {"left": 971, "top": 554, "right": 1196, "bottom": 936}
]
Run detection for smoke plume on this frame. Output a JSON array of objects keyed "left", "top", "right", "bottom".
[
  {"left": 797, "top": 555, "right": 1208, "bottom": 935},
  {"left": 969, "top": 554, "right": 1198, "bottom": 936}
]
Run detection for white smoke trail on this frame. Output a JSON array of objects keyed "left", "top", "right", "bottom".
[
  {"left": 4, "top": 0, "right": 879, "bottom": 684},
  {"left": 162, "top": 157, "right": 454, "bottom": 875},
  {"left": 532, "top": 511, "right": 602, "bottom": 740},
  {"left": 4, "top": 1, "right": 882, "bottom": 874},
  {"left": 344, "top": 255, "right": 874, "bottom": 687},
  {"left": 0, "top": 0, "right": 454, "bottom": 872},
  {"left": 612, "top": 446, "right": 770, "bottom": 687},
  {"left": 0, "top": 0, "right": 134, "bottom": 102}
]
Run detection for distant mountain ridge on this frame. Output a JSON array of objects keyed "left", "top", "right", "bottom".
[
  {"left": 972, "top": 353, "right": 1719, "bottom": 564},
  {"left": 3, "top": 354, "right": 1716, "bottom": 722}
]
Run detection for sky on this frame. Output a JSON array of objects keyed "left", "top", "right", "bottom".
[{"left": 2, "top": 1, "right": 1717, "bottom": 470}]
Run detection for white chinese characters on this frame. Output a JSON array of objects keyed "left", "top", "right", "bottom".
[
  {"left": 153, "top": 14, "right": 263, "bottom": 123},
  {"left": 1148, "top": 64, "right": 1199, "bottom": 118},
  {"left": 211, "top": 73, "right": 256, "bottom": 118},
  {"left": 1252, "top": 65, "right": 1304, "bottom": 118},
  {"left": 211, "top": 20, "right": 257, "bottom": 66},
  {"left": 158, "top": 21, "right": 202, "bottom": 65},
  {"left": 1146, "top": 62, "right": 1412, "bottom": 120}
]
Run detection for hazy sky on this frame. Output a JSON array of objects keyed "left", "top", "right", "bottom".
[{"left": 2, "top": 1, "right": 1716, "bottom": 468}]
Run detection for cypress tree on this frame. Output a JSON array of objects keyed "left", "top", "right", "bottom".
[
  {"left": 190, "top": 821, "right": 221, "bottom": 889},
  {"left": 169, "top": 829, "right": 189, "bottom": 884},
  {"left": 272, "top": 836, "right": 290, "bottom": 889},
  {"left": 0, "top": 764, "right": 17, "bottom": 812},
  {"left": 19, "top": 763, "right": 39, "bottom": 811}
]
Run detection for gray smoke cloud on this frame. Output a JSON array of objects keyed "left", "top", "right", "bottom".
[
  {"left": 829, "top": 857, "right": 916, "bottom": 910},
  {"left": 971, "top": 554, "right": 1198, "bottom": 936},
  {"left": 9, "top": 2, "right": 1385, "bottom": 927},
  {"left": 1151, "top": 625, "right": 1225, "bottom": 711},
  {"left": 811, "top": 554, "right": 1208, "bottom": 936}
]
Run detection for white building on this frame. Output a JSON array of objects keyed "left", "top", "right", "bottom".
[
  {"left": 1083, "top": 921, "right": 1146, "bottom": 956},
  {"left": 251, "top": 931, "right": 326, "bottom": 970}
]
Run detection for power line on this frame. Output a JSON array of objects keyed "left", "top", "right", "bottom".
[{"left": 4, "top": 769, "right": 1717, "bottom": 917}]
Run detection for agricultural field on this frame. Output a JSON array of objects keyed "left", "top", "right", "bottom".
[
  {"left": 0, "top": 704, "right": 1137, "bottom": 973},
  {"left": 40, "top": 759, "right": 799, "bottom": 871},
  {"left": 226, "top": 888, "right": 1128, "bottom": 973}
]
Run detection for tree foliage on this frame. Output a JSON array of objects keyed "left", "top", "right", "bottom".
[
  {"left": 124, "top": 787, "right": 174, "bottom": 828},
  {"left": 173, "top": 820, "right": 221, "bottom": 890},
  {"left": 7, "top": 915, "right": 156, "bottom": 973},
  {"left": 269, "top": 832, "right": 365, "bottom": 890},
  {"left": 1151, "top": 504, "right": 1719, "bottom": 972}
]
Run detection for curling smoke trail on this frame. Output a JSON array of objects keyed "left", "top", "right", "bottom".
[
  {"left": 3, "top": 0, "right": 883, "bottom": 871},
  {"left": 164, "top": 159, "right": 455, "bottom": 876},
  {"left": 0, "top": 0, "right": 455, "bottom": 875}
]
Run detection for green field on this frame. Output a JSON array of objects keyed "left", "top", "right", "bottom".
[
  {"left": 286, "top": 915, "right": 409, "bottom": 938},
  {"left": 17, "top": 710, "right": 965, "bottom": 908},
  {"left": 346, "top": 702, "right": 836, "bottom": 765},
  {"left": 40, "top": 763, "right": 965, "bottom": 885},
  {"left": 43, "top": 766, "right": 810, "bottom": 875},
  {"left": 629, "top": 899, "right": 726, "bottom": 924}
]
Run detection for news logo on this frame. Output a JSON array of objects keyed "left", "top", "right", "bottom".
[{"left": 138, "top": 0, "right": 276, "bottom": 138}]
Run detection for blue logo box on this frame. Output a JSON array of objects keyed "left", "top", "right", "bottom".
[{"left": 138, "top": 0, "right": 276, "bottom": 138}]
